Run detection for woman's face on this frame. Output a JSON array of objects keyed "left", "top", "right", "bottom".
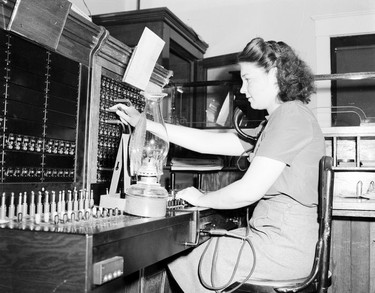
[{"left": 239, "top": 62, "right": 280, "bottom": 114}]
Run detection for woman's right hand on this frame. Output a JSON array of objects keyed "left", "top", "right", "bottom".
[
  {"left": 176, "top": 187, "right": 205, "bottom": 207},
  {"left": 109, "top": 103, "right": 141, "bottom": 127}
]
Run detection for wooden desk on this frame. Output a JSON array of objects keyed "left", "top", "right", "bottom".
[
  {"left": 0, "top": 208, "right": 241, "bottom": 293},
  {"left": 331, "top": 198, "right": 375, "bottom": 293}
]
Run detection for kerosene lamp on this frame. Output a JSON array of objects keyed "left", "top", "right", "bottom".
[{"left": 125, "top": 91, "right": 170, "bottom": 217}]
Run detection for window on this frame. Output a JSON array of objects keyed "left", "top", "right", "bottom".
[{"left": 331, "top": 34, "right": 375, "bottom": 126}]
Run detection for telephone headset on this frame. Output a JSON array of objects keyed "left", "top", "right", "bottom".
[
  {"left": 233, "top": 106, "right": 259, "bottom": 144},
  {"left": 232, "top": 91, "right": 268, "bottom": 145}
]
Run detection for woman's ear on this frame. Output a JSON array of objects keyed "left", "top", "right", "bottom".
[
  {"left": 269, "top": 67, "right": 278, "bottom": 79},
  {"left": 268, "top": 67, "right": 279, "bottom": 87}
]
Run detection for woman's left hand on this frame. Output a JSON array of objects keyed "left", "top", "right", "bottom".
[{"left": 176, "top": 187, "right": 205, "bottom": 207}]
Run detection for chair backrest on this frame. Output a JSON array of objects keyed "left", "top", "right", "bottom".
[
  {"left": 317, "top": 156, "right": 334, "bottom": 292},
  {"left": 276, "top": 156, "right": 334, "bottom": 293}
]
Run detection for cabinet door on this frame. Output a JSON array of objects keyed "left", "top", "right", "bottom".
[
  {"left": 331, "top": 218, "right": 375, "bottom": 293},
  {"left": 331, "top": 34, "right": 375, "bottom": 126}
]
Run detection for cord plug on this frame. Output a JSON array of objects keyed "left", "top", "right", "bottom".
[{"left": 200, "top": 228, "right": 228, "bottom": 236}]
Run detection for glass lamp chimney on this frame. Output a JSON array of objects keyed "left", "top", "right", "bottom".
[{"left": 125, "top": 91, "right": 170, "bottom": 217}]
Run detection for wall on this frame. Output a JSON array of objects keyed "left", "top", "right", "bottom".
[
  {"left": 69, "top": 0, "right": 375, "bottom": 118},
  {"left": 70, "top": 0, "right": 375, "bottom": 68}
]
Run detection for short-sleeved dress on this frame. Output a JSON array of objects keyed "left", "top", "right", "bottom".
[{"left": 168, "top": 100, "right": 325, "bottom": 293}]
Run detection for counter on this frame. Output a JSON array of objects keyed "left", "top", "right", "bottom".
[{"left": 333, "top": 197, "right": 375, "bottom": 217}]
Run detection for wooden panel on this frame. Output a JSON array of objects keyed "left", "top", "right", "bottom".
[
  {"left": 331, "top": 218, "right": 375, "bottom": 293},
  {"left": 351, "top": 220, "right": 370, "bottom": 293},
  {"left": 370, "top": 223, "right": 375, "bottom": 292},
  {"left": 97, "top": 34, "right": 132, "bottom": 76},
  {"left": 93, "top": 221, "right": 192, "bottom": 276},
  {"left": 0, "top": 229, "right": 89, "bottom": 293},
  {"left": 331, "top": 218, "right": 353, "bottom": 293},
  {"left": 9, "top": 0, "right": 70, "bottom": 49},
  {"left": 0, "top": 0, "right": 16, "bottom": 30}
]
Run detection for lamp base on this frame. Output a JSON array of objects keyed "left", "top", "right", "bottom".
[{"left": 125, "top": 193, "right": 167, "bottom": 217}]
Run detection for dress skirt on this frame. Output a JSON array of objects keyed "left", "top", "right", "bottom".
[{"left": 168, "top": 194, "right": 319, "bottom": 293}]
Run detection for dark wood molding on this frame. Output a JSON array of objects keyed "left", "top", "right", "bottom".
[
  {"left": 200, "top": 52, "right": 239, "bottom": 69},
  {"left": 1, "top": 0, "right": 172, "bottom": 87},
  {"left": 92, "top": 7, "right": 209, "bottom": 55},
  {"left": 58, "top": 8, "right": 104, "bottom": 66}
]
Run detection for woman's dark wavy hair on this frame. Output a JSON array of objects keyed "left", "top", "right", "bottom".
[{"left": 237, "top": 37, "right": 315, "bottom": 104}]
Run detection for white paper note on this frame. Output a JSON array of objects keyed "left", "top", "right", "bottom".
[{"left": 122, "top": 27, "right": 165, "bottom": 90}]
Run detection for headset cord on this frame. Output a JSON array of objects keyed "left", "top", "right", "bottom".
[
  {"left": 236, "top": 147, "right": 253, "bottom": 172},
  {"left": 236, "top": 120, "right": 268, "bottom": 172},
  {"left": 198, "top": 228, "right": 256, "bottom": 293}
]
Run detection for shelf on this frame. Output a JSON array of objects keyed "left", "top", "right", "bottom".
[
  {"left": 333, "top": 167, "right": 375, "bottom": 171},
  {"left": 323, "top": 126, "right": 375, "bottom": 170},
  {"left": 322, "top": 126, "right": 375, "bottom": 137}
]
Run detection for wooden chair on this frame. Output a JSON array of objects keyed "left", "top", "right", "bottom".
[{"left": 231, "top": 156, "right": 334, "bottom": 293}]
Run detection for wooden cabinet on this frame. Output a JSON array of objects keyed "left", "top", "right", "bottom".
[
  {"left": 325, "top": 126, "right": 375, "bottom": 293},
  {"left": 91, "top": 7, "right": 208, "bottom": 78},
  {"left": 92, "top": 8, "right": 209, "bottom": 127}
]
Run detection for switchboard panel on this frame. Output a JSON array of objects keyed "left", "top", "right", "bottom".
[
  {"left": 0, "top": 30, "right": 80, "bottom": 184},
  {"left": 96, "top": 76, "right": 145, "bottom": 183}
]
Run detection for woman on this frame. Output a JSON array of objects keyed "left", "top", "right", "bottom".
[{"left": 111, "top": 37, "right": 325, "bottom": 292}]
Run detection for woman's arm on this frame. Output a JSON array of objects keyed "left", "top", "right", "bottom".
[
  {"left": 176, "top": 156, "right": 286, "bottom": 209},
  {"left": 164, "top": 124, "right": 248, "bottom": 156},
  {"left": 110, "top": 103, "right": 251, "bottom": 156}
]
